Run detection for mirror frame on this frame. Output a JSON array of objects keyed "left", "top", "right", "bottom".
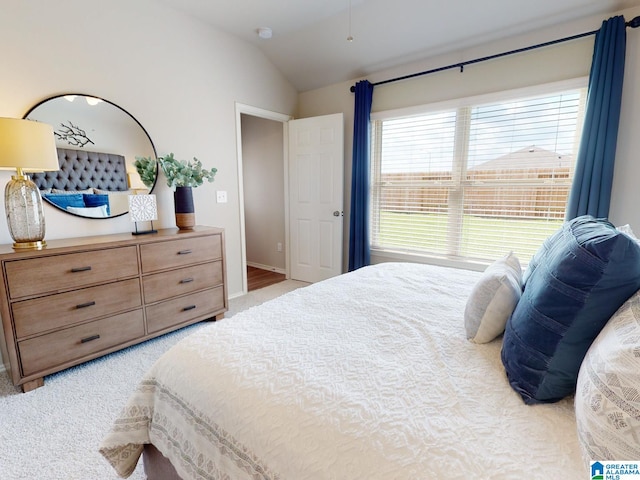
[{"left": 23, "top": 93, "right": 158, "bottom": 219}]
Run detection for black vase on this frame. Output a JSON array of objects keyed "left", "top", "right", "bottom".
[{"left": 174, "top": 186, "right": 195, "bottom": 230}]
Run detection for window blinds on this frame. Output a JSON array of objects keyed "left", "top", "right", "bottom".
[{"left": 370, "top": 84, "right": 587, "bottom": 265}]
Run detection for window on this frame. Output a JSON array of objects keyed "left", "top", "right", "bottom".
[{"left": 370, "top": 80, "right": 587, "bottom": 266}]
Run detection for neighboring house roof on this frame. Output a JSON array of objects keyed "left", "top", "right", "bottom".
[{"left": 470, "top": 146, "right": 572, "bottom": 170}]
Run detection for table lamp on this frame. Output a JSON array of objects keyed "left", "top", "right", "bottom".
[
  {"left": 0, "top": 118, "right": 59, "bottom": 249},
  {"left": 127, "top": 171, "right": 148, "bottom": 194}
]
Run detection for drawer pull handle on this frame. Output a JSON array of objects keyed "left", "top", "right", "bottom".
[
  {"left": 80, "top": 334, "right": 100, "bottom": 344},
  {"left": 180, "top": 278, "right": 194, "bottom": 284},
  {"left": 182, "top": 305, "right": 197, "bottom": 312},
  {"left": 177, "top": 249, "right": 192, "bottom": 255},
  {"left": 76, "top": 301, "right": 96, "bottom": 309},
  {"left": 71, "top": 266, "right": 92, "bottom": 273}
]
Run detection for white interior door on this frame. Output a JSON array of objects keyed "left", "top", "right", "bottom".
[{"left": 289, "top": 113, "right": 344, "bottom": 283}]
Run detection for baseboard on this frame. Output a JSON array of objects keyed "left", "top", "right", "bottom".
[{"left": 247, "top": 262, "right": 286, "bottom": 275}]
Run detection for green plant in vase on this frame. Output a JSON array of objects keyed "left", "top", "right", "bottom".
[
  {"left": 157, "top": 153, "right": 217, "bottom": 188},
  {"left": 158, "top": 153, "right": 217, "bottom": 230}
]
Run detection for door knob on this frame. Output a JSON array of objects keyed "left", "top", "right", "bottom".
[{"left": 333, "top": 211, "right": 342, "bottom": 217}]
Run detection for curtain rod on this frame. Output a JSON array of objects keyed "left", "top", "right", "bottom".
[{"left": 350, "top": 15, "right": 640, "bottom": 92}]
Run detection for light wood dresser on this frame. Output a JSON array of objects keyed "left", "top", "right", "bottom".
[{"left": 0, "top": 226, "right": 227, "bottom": 392}]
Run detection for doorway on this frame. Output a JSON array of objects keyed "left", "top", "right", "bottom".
[
  {"left": 241, "top": 114, "right": 286, "bottom": 291},
  {"left": 235, "top": 103, "right": 292, "bottom": 295},
  {"left": 236, "top": 105, "right": 345, "bottom": 294}
]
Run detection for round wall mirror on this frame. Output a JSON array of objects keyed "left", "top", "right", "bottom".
[{"left": 24, "top": 94, "right": 157, "bottom": 219}]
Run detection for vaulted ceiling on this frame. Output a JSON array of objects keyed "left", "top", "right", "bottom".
[{"left": 157, "top": 0, "right": 640, "bottom": 92}]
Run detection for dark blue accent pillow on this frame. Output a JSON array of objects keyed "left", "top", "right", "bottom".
[
  {"left": 83, "top": 194, "right": 110, "bottom": 215},
  {"left": 520, "top": 225, "right": 561, "bottom": 286},
  {"left": 501, "top": 215, "right": 640, "bottom": 404},
  {"left": 43, "top": 193, "right": 85, "bottom": 210}
]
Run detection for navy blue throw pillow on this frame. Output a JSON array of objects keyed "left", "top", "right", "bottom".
[
  {"left": 501, "top": 215, "right": 640, "bottom": 404},
  {"left": 43, "top": 193, "right": 85, "bottom": 210},
  {"left": 83, "top": 194, "right": 110, "bottom": 215}
]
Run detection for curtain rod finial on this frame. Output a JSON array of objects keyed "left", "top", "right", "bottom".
[
  {"left": 350, "top": 85, "right": 355, "bottom": 93},
  {"left": 627, "top": 16, "right": 640, "bottom": 28}
]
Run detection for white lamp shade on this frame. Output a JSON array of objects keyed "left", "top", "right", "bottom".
[
  {"left": 0, "top": 118, "right": 59, "bottom": 172},
  {"left": 128, "top": 172, "right": 147, "bottom": 190}
]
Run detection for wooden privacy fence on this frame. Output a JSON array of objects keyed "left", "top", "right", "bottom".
[{"left": 378, "top": 167, "right": 571, "bottom": 219}]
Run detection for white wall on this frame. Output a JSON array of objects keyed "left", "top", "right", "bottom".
[
  {"left": 241, "top": 115, "right": 286, "bottom": 272},
  {"left": 0, "top": 0, "right": 298, "bottom": 298},
  {"left": 298, "top": 6, "right": 640, "bottom": 268}
]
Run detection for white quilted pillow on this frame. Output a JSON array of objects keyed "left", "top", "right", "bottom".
[
  {"left": 464, "top": 252, "right": 522, "bottom": 344},
  {"left": 575, "top": 290, "right": 640, "bottom": 462},
  {"left": 67, "top": 205, "right": 109, "bottom": 218}
]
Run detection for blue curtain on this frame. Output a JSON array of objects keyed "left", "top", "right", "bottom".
[
  {"left": 566, "top": 16, "right": 626, "bottom": 219},
  {"left": 348, "top": 80, "right": 374, "bottom": 271}
]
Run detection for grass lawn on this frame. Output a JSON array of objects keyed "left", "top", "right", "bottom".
[{"left": 375, "top": 210, "right": 562, "bottom": 263}]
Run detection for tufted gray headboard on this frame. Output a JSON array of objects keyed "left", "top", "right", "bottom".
[{"left": 31, "top": 148, "right": 128, "bottom": 192}]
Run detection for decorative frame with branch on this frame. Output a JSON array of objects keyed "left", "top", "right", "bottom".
[{"left": 54, "top": 121, "right": 95, "bottom": 147}]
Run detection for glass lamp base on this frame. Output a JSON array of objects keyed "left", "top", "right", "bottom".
[
  {"left": 13, "top": 240, "right": 46, "bottom": 250},
  {"left": 5, "top": 175, "right": 47, "bottom": 249}
]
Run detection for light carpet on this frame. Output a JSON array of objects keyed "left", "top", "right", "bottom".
[{"left": 0, "top": 280, "right": 308, "bottom": 480}]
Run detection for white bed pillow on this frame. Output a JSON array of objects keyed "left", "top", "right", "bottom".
[
  {"left": 617, "top": 223, "right": 640, "bottom": 243},
  {"left": 464, "top": 252, "right": 522, "bottom": 344},
  {"left": 67, "top": 205, "right": 109, "bottom": 218},
  {"left": 575, "top": 290, "right": 640, "bottom": 462}
]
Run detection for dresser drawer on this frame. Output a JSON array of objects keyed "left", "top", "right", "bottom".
[
  {"left": 140, "top": 235, "right": 221, "bottom": 273},
  {"left": 13, "top": 278, "right": 142, "bottom": 339},
  {"left": 146, "top": 286, "right": 224, "bottom": 334},
  {"left": 143, "top": 261, "right": 223, "bottom": 304},
  {"left": 18, "top": 309, "right": 145, "bottom": 377},
  {"left": 5, "top": 246, "right": 139, "bottom": 299}
]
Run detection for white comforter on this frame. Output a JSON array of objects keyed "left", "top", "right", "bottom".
[{"left": 100, "top": 262, "right": 586, "bottom": 479}]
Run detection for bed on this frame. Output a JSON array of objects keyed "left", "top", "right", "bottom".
[{"left": 100, "top": 260, "right": 590, "bottom": 479}]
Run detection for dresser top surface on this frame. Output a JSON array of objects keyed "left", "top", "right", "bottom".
[{"left": 0, "top": 226, "right": 224, "bottom": 260}]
